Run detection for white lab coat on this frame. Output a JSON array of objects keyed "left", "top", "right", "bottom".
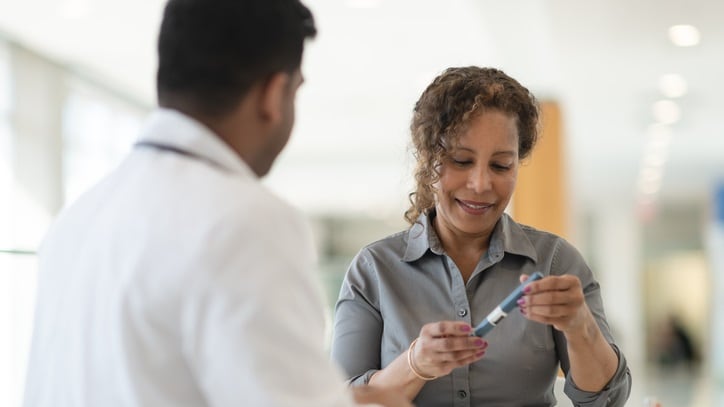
[{"left": 23, "top": 109, "right": 357, "bottom": 407}]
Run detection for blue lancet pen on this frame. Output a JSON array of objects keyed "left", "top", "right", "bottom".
[{"left": 473, "top": 271, "right": 544, "bottom": 337}]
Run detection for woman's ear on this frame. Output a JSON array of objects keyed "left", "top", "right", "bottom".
[{"left": 258, "top": 72, "right": 290, "bottom": 125}]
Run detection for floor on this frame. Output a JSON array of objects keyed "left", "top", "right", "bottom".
[{"left": 635, "top": 365, "right": 724, "bottom": 407}]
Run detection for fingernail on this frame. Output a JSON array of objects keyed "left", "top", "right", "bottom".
[
  {"left": 517, "top": 298, "right": 525, "bottom": 306},
  {"left": 474, "top": 339, "right": 484, "bottom": 346},
  {"left": 476, "top": 351, "right": 485, "bottom": 357},
  {"left": 460, "top": 325, "right": 471, "bottom": 332},
  {"left": 524, "top": 285, "right": 532, "bottom": 293}
]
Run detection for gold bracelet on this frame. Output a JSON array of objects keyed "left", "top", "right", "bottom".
[{"left": 407, "top": 338, "right": 438, "bottom": 381}]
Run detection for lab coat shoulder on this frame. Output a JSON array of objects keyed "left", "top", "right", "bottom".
[
  {"left": 187, "top": 167, "right": 315, "bottom": 271},
  {"left": 163, "top": 166, "right": 354, "bottom": 406}
]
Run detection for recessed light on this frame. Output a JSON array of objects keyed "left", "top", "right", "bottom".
[
  {"left": 60, "top": 0, "right": 90, "bottom": 19},
  {"left": 346, "top": 0, "right": 382, "bottom": 9},
  {"left": 647, "top": 123, "right": 672, "bottom": 146},
  {"left": 652, "top": 100, "right": 681, "bottom": 125},
  {"left": 640, "top": 166, "right": 663, "bottom": 183},
  {"left": 668, "top": 25, "right": 700, "bottom": 47},
  {"left": 639, "top": 177, "right": 662, "bottom": 195},
  {"left": 658, "top": 74, "right": 687, "bottom": 98},
  {"left": 643, "top": 148, "right": 668, "bottom": 168}
]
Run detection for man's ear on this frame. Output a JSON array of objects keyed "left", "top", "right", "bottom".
[{"left": 258, "top": 72, "right": 290, "bottom": 125}]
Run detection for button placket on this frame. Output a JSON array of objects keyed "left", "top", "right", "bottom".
[{"left": 446, "top": 256, "right": 471, "bottom": 324}]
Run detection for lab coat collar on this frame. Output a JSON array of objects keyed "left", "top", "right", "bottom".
[{"left": 136, "top": 108, "right": 256, "bottom": 178}]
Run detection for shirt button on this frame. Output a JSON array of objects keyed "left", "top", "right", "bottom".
[
  {"left": 457, "top": 390, "right": 467, "bottom": 399},
  {"left": 458, "top": 309, "right": 467, "bottom": 317}
]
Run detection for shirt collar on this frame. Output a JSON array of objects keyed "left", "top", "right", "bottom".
[
  {"left": 402, "top": 211, "right": 538, "bottom": 263},
  {"left": 135, "top": 108, "right": 256, "bottom": 178},
  {"left": 402, "top": 212, "right": 439, "bottom": 262}
]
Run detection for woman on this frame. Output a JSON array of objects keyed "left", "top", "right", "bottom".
[{"left": 331, "top": 67, "right": 631, "bottom": 406}]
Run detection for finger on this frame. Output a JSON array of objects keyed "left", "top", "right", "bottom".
[
  {"left": 525, "top": 303, "right": 576, "bottom": 319},
  {"left": 521, "top": 290, "right": 572, "bottom": 307},
  {"left": 528, "top": 275, "right": 580, "bottom": 293},
  {"left": 420, "top": 321, "right": 473, "bottom": 338},
  {"left": 447, "top": 345, "right": 488, "bottom": 362},
  {"left": 414, "top": 336, "right": 486, "bottom": 369},
  {"left": 414, "top": 340, "right": 486, "bottom": 376},
  {"left": 437, "top": 348, "right": 487, "bottom": 370},
  {"left": 526, "top": 313, "right": 573, "bottom": 328},
  {"left": 519, "top": 305, "right": 564, "bottom": 327},
  {"left": 463, "top": 349, "right": 487, "bottom": 364},
  {"left": 425, "top": 335, "right": 487, "bottom": 354},
  {"left": 447, "top": 349, "right": 487, "bottom": 367},
  {"left": 428, "top": 345, "right": 487, "bottom": 364}
]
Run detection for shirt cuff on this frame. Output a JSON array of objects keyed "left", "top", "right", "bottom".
[
  {"left": 347, "top": 369, "right": 379, "bottom": 387},
  {"left": 563, "top": 344, "right": 632, "bottom": 407}
]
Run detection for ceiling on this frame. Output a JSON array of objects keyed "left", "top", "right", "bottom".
[{"left": 1, "top": 0, "right": 723, "bottom": 218}]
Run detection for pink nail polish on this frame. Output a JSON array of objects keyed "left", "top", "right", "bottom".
[
  {"left": 517, "top": 298, "right": 525, "bottom": 306},
  {"left": 524, "top": 286, "right": 532, "bottom": 293},
  {"left": 460, "top": 325, "right": 471, "bottom": 332}
]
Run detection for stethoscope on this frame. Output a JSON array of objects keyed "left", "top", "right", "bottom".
[{"left": 134, "top": 140, "right": 225, "bottom": 170}]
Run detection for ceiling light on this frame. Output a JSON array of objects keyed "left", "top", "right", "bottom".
[
  {"left": 652, "top": 100, "right": 681, "bottom": 125},
  {"left": 639, "top": 177, "right": 662, "bottom": 195},
  {"left": 647, "top": 124, "right": 672, "bottom": 149},
  {"left": 60, "top": 0, "right": 90, "bottom": 19},
  {"left": 640, "top": 166, "right": 662, "bottom": 183},
  {"left": 643, "top": 149, "right": 668, "bottom": 168},
  {"left": 346, "top": 0, "right": 382, "bottom": 8},
  {"left": 647, "top": 123, "right": 672, "bottom": 139},
  {"left": 668, "top": 25, "right": 700, "bottom": 47},
  {"left": 658, "top": 74, "right": 688, "bottom": 98}
]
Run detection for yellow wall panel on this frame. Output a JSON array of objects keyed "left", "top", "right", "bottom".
[{"left": 513, "top": 101, "right": 568, "bottom": 239}]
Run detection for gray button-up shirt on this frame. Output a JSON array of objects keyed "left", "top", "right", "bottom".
[{"left": 331, "top": 212, "right": 631, "bottom": 407}]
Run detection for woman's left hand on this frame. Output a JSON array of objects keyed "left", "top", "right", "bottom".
[{"left": 517, "top": 274, "right": 594, "bottom": 335}]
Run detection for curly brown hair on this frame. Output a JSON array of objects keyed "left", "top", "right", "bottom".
[{"left": 404, "top": 66, "right": 540, "bottom": 225}]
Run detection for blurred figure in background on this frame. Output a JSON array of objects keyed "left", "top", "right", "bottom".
[
  {"left": 331, "top": 66, "right": 631, "bottom": 406},
  {"left": 22, "top": 0, "right": 409, "bottom": 406},
  {"left": 655, "top": 314, "right": 699, "bottom": 370}
]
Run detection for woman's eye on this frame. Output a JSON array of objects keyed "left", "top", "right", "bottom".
[
  {"left": 452, "top": 159, "right": 472, "bottom": 166},
  {"left": 492, "top": 163, "right": 512, "bottom": 171}
]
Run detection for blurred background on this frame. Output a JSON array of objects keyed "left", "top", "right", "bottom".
[{"left": 1, "top": 0, "right": 723, "bottom": 405}]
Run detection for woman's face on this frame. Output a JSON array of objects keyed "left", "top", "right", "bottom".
[{"left": 434, "top": 109, "right": 519, "bottom": 242}]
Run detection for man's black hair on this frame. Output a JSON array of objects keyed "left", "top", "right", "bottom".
[{"left": 157, "top": 0, "right": 316, "bottom": 116}]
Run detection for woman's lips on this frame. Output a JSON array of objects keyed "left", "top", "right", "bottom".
[{"left": 457, "top": 199, "right": 494, "bottom": 215}]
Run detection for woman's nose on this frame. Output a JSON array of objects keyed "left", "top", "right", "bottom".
[{"left": 467, "top": 167, "right": 491, "bottom": 193}]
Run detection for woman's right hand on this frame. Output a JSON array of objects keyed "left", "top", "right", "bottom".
[{"left": 410, "top": 321, "right": 488, "bottom": 379}]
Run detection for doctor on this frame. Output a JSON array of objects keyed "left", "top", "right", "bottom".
[{"left": 23, "top": 0, "right": 409, "bottom": 406}]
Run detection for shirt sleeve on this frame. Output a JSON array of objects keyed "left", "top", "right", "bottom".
[
  {"left": 180, "top": 205, "right": 358, "bottom": 407},
  {"left": 551, "top": 238, "right": 633, "bottom": 407},
  {"left": 562, "top": 345, "right": 632, "bottom": 407},
  {"left": 330, "top": 250, "right": 384, "bottom": 386}
]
